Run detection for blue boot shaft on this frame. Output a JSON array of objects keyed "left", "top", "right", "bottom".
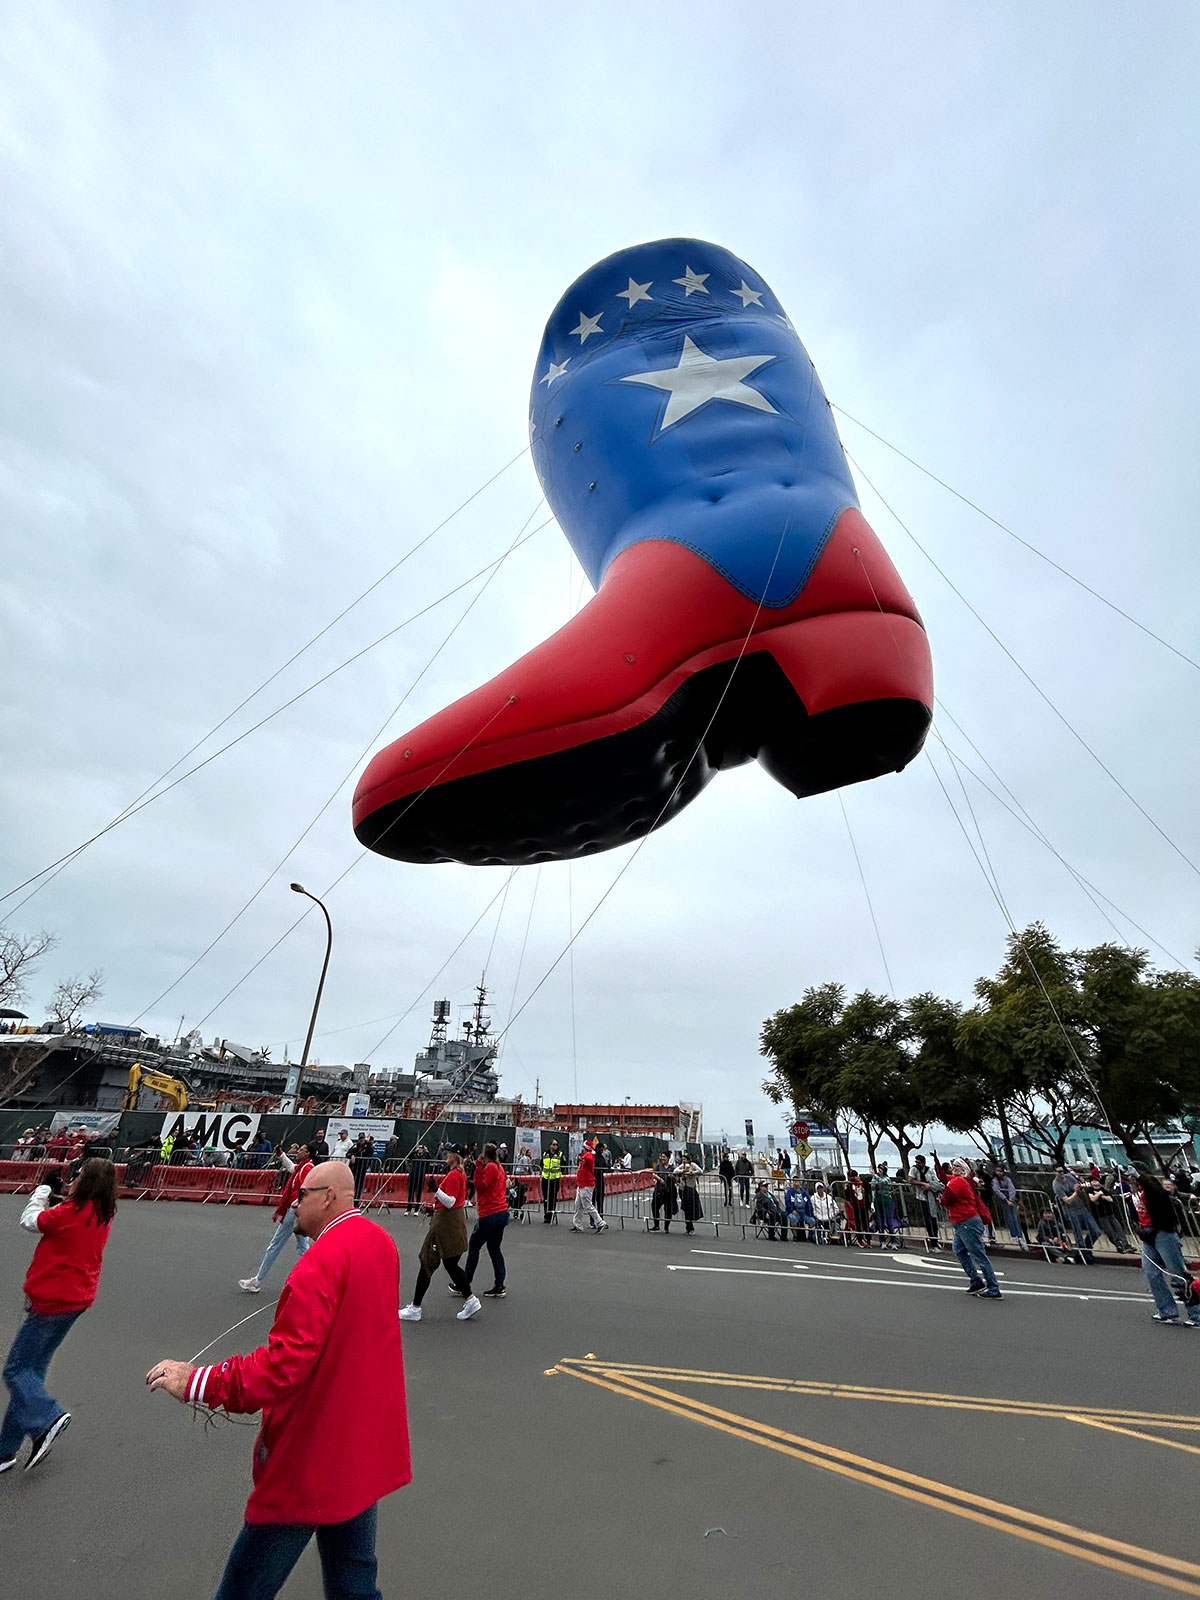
[{"left": 529, "top": 237, "right": 859, "bottom": 608}]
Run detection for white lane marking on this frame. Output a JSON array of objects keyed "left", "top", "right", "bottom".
[
  {"left": 669, "top": 1264, "right": 1147, "bottom": 1303},
  {"left": 689, "top": 1249, "right": 1144, "bottom": 1298}
]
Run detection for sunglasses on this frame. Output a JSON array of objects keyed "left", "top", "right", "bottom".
[{"left": 297, "top": 1185, "right": 332, "bottom": 1200}]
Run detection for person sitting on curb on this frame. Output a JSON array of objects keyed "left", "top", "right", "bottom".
[
  {"left": 783, "top": 1178, "right": 813, "bottom": 1242},
  {"left": 1034, "top": 1209, "right": 1079, "bottom": 1264},
  {"left": 752, "top": 1182, "right": 788, "bottom": 1241},
  {"left": 810, "top": 1182, "right": 840, "bottom": 1244}
]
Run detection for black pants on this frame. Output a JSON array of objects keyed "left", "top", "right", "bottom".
[
  {"left": 737, "top": 1176, "right": 751, "bottom": 1203},
  {"left": 543, "top": 1178, "right": 560, "bottom": 1219},
  {"left": 406, "top": 1168, "right": 427, "bottom": 1212},
  {"left": 464, "top": 1211, "right": 509, "bottom": 1290},
  {"left": 594, "top": 1171, "right": 606, "bottom": 1215},
  {"left": 412, "top": 1255, "right": 469, "bottom": 1305},
  {"left": 720, "top": 1176, "right": 733, "bottom": 1205}
]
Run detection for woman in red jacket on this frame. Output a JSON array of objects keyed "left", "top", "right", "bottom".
[
  {"left": 399, "top": 1151, "right": 480, "bottom": 1322},
  {"left": 238, "top": 1144, "right": 315, "bottom": 1294},
  {"left": 462, "top": 1142, "right": 510, "bottom": 1299},
  {"left": 1, "top": 1157, "right": 117, "bottom": 1473}
]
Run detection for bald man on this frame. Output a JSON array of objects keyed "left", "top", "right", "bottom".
[{"left": 148, "top": 1162, "right": 410, "bottom": 1599}]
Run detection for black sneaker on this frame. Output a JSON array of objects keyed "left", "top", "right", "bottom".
[
  {"left": 965, "top": 1282, "right": 987, "bottom": 1295},
  {"left": 482, "top": 1287, "right": 506, "bottom": 1298},
  {"left": 26, "top": 1412, "right": 70, "bottom": 1472}
]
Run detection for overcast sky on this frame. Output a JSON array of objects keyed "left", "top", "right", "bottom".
[{"left": 2, "top": 3, "right": 1197, "bottom": 1148}]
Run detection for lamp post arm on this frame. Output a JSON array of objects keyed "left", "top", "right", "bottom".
[{"left": 294, "top": 894, "right": 333, "bottom": 1105}]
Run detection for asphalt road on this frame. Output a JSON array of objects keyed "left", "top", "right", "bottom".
[{"left": 0, "top": 1196, "right": 1196, "bottom": 1599}]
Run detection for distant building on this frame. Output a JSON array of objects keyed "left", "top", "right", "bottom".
[
  {"left": 550, "top": 1103, "right": 696, "bottom": 1140},
  {"left": 990, "top": 1121, "right": 1199, "bottom": 1170}
]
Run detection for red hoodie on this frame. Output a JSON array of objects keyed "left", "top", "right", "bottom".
[
  {"left": 473, "top": 1159, "right": 507, "bottom": 1217},
  {"left": 940, "top": 1174, "right": 990, "bottom": 1225},
  {"left": 576, "top": 1147, "right": 596, "bottom": 1187},
  {"left": 24, "top": 1197, "right": 113, "bottom": 1315},
  {"left": 273, "top": 1160, "right": 313, "bottom": 1223}
]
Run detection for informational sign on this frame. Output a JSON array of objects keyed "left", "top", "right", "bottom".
[
  {"left": 49, "top": 1110, "right": 121, "bottom": 1140},
  {"left": 514, "top": 1129, "right": 542, "bottom": 1167},
  {"left": 325, "top": 1115, "right": 395, "bottom": 1151},
  {"left": 159, "top": 1111, "right": 260, "bottom": 1154},
  {"left": 344, "top": 1092, "right": 371, "bottom": 1118},
  {"left": 766, "top": 1133, "right": 776, "bottom": 1147},
  {"left": 744, "top": 1119, "right": 754, "bottom": 1139}
]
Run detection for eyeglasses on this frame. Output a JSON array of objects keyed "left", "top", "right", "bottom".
[{"left": 297, "top": 1185, "right": 332, "bottom": 1200}]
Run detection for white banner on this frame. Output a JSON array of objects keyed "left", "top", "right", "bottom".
[
  {"left": 324, "top": 1115, "right": 396, "bottom": 1152},
  {"left": 513, "top": 1129, "right": 542, "bottom": 1168},
  {"left": 159, "top": 1111, "right": 261, "bottom": 1154}
]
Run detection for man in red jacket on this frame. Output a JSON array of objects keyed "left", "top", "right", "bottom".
[{"left": 148, "top": 1162, "right": 410, "bottom": 1599}]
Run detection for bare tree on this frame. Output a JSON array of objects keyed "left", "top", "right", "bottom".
[
  {"left": 49, "top": 969, "right": 104, "bottom": 1030},
  {"left": 0, "top": 927, "right": 58, "bottom": 1012}
]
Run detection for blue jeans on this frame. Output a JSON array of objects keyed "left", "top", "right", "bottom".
[
  {"left": 874, "top": 1197, "right": 896, "bottom": 1236},
  {"left": 1141, "top": 1230, "right": 1200, "bottom": 1323},
  {"left": 1, "top": 1308, "right": 82, "bottom": 1459},
  {"left": 255, "top": 1212, "right": 310, "bottom": 1285},
  {"left": 1065, "top": 1207, "right": 1101, "bottom": 1252},
  {"left": 952, "top": 1216, "right": 999, "bottom": 1293},
  {"left": 464, "top": 1210, "right": 509, "bottom": 1290},
  {"left": 214, "top": 1503, "right": 380, "bottom": 1599},
  {"left": 1000, "top": 1200, "right": 1024, "bottom": 1242}
]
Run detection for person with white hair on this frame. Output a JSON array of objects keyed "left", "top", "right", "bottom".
[{"left": 935, "top": 1154, "right": 1001, "bottom": 1299}]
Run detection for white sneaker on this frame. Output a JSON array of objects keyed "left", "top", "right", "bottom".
[
  {"left": 456, "top": 1295, "right": 482, "bottom": 1321},
  {"left": 398, "top": 1304, "right": 422, "bottom": 1321},
  {"left": 596, "top": 1221, "right": 609, "bottom": 1233},
  {"left": 238, "top": 1278, "right": 261, "bottom": 1294}
]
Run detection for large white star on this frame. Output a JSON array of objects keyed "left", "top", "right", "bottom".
[
  {"left": 620, "top": 336, "right": 779, "bottom": 430},
  {"left": 539, "top": 358, "right": 570, "bottom": 385},
  {"left": 731, "top": 279, "right": 764, "bottom": 307},
  {"left": 570, "top": 310, "right": 603, "bottom": 342},
  {"left": 616, "top": 277, "right": 653, "bottom": 308},
  {"left": 673, "top": 265, "right": 709, "bottom": 296}
]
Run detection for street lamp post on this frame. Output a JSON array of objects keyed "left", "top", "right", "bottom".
[{"left": 287, "top": 882, "right": 332, "bottom": 1111}]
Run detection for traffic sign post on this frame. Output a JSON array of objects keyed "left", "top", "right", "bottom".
[{"left": 791, "top": 1119, "right": 810, "bottom": 1140}]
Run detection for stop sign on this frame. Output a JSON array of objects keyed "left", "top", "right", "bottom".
[{"left": 792, "top": 1120, "right": 810, "bottom": 1139}]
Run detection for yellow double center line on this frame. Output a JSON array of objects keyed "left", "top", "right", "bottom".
[{"left": 552, "top": 1359, "right": 1200, "bottom": 1595}]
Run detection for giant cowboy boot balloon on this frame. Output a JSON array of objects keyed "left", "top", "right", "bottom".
[{"left": 354, "top": 239, "right": 933, "bottom": 866}]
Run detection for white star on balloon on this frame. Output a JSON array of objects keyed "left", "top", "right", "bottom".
[
  {"left": 620, "top": 336, "right": 779, "bottom": 430},
  {"left": 731, "top": 279, "right": 764, "bottom": 307},
  {"left": 570, "top": 311, "right": 603, "bottom": 342},
  {"left": 673, "top": 266, "right": 709, "bottom": 296},
  {"left": 540, "top": 359, "right": 570, "bottom": 385},
  {"left": 616, "top": 277, "right": 653, "bottom": 308}
]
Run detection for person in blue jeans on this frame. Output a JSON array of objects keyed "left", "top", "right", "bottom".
[
  {"left": 1132, "top": 1168, "right": 1200, "bottom": 1326},
  {"left": 238, "top": 1146, "right": 315, "bottom": 1294},
  {"left": 2, "top": 1159, "right": 117, "bottom": 1473},
  {"left": 937, "top": 1157, "right": 1001, "bottom": 1299}
]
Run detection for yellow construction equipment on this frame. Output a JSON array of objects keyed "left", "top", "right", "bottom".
[{"left": 123, "top": 1063, "right": 189, "bottom": 1111}]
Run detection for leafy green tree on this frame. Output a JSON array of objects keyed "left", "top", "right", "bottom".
[
  {"left": 1074, "top": 944, "right": 1200, "bottom": 1160},
  {"left": 760, "top": 983, "right": 855, "bottom": 1166},
  {"left": 956, "top": 923, "right": 1091, "bottom": 1166}
]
